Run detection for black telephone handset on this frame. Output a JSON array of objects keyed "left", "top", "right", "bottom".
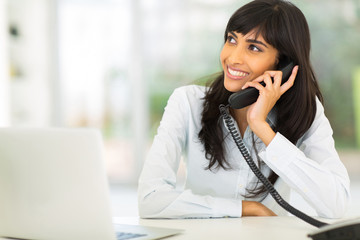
[{"left": 228, "top": 60, "right": 295, "bottom": 109}]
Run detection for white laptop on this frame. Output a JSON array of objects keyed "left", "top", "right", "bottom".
[{"left": 0, "top": 128, "right": 182, "bottom": 240}]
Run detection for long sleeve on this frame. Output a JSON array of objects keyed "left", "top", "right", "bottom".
[
  {"left": 259, "top": 98, "right": 351, "bottom": 218},
  {"left": 137, "top": 87, "right": 242, "bottom": 218}
]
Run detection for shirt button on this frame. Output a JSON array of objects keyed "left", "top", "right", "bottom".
[
  {"left": 238, "top": 184, "right": 243, "bottom": 188},
  {"left": 272, "top": 156, "right": 277, "bottom": 161}
]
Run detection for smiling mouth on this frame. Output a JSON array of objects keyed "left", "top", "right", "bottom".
[{"left": 227, "top": 66, "right": 249, "bottom": 79}]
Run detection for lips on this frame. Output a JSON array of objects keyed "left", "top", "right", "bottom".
[{"left": 226, "top": 65, "right": 249, "bottom": 79}]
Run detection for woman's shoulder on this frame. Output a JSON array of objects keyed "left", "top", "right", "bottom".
[
  {"left": 167, "top": 85, "right": 207, "bottom": 118},
  {"left": 315, "top": 96, "right": 324, "bottom": 111},
  {"left": 170, "top": 84, "right": 208, "bottom": 102},
  {"left": 297, "top": 96, "right": 329, "bottom": 144},
  {"left": 173, "top": 84, "right": 207, "bottom": 96},
  {"left": 313, "top": 96, "right": 326, "bottom": 121}
]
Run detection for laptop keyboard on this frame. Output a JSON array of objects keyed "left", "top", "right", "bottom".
[{"left": 116, "top": 231, "right": 147, "bottom": 240}]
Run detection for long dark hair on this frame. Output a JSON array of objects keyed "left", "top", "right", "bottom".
[{"left": 198, "top": 0, "right": 323, "bottom": 198}]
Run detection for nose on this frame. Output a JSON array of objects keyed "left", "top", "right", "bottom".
[{"left": 228, "top": 45, "right": 245, "bottom": 65}]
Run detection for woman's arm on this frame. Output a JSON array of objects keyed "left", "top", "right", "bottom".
[
  {"left": 243, "top": 68, "right": 350, "bottom": 218},
  {"left": 138, "top": 86, "right": 244, "bottom": 218},
  {"left": 258, "top": 98, "right": 350, "bottom": 218},
  {"left": 242, "top": 201, "right": 277, "bottom": 216}
]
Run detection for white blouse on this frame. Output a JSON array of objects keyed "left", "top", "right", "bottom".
[{"left": 138, "top": 85, "right": 350, "bottom": 219}]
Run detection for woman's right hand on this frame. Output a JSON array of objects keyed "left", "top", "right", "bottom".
[{"left": 242, "top": 201, "right": 277, "bottom": 216}]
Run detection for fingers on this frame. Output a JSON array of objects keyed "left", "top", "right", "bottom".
[
  {"left": 242, "top": 79, "right": 265, "bottom": 92},
  {"left": 271, "top": 70, "right": 282, "bottom": 88},
  {"left": 242, "top": 72, "right": 277, "bottom": 91},
  {"left": 262, "top": 73, "right": 274, "bottom": 90},
  {"left": 280, "top": 65, "right": 299, "bottom": 95},
  {"left": 242, "top": 65, "right": 299, "bottom": 94}
]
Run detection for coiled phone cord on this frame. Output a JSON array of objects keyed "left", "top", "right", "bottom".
[{"left": 219, "top": 104, "right": 328, "bottom": 228}]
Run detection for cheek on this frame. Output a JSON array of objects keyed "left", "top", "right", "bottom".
[
  {"left": 250, "top": 58, "right": 277, "bottom": 75},
  {"left": 220, "top": 47, "right": 229, "bottom": 67},
  {"left": 220, "top": 51, "right": 225, "bottom": 66}
]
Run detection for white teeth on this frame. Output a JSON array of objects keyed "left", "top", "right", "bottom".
[{"left": 228, "top": 67, "right": 248, "bottom": 77}]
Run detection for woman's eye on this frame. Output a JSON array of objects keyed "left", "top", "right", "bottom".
[
  {"left": 249, "top": 44, "right": 262, "bottom": 52},
  {"left": 227, "top": 36, "right": 236, "bottom": 44}
]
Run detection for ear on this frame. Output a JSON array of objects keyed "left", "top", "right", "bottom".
[
  {"left": 273, "top": 58, "right": 279, "bottom": 69},
  {"left": 274, "top": 54, "right": 280, "bottom": 66}
]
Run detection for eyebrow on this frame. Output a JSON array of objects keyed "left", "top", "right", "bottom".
[
  {"left": 246, "top": 39, "right": 269, "bottom": 48},
  {"left": 229, "top": 31, "right": 269, "bottom": 48}
]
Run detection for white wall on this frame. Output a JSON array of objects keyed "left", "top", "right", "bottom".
[
  {"left": 8, "top": 0, "right": 53, "bottom": 126},
  {"left": 0, "top": 0, "right": 10, "bottom": 126}
]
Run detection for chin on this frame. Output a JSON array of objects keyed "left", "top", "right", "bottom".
[{"left": 224, "top": 81, "right": 243, "bottom": 93}]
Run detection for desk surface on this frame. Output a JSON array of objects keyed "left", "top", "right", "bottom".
[
  {"left": 0, "top": 216, "right": 339, "bottom": 240},
  {"left": 114, "top": 216, "right": 337, "bottom": 240}
]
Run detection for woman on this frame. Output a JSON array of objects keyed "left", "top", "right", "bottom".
[{"left": 138, "top": 0, "right": 350, "bottom": 218}]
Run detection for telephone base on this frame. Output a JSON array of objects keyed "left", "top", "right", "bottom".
[{"left": 308, "top": 217, "right": 360, "bottom": 240}]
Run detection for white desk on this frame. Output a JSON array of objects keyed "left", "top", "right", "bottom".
[
  {"left": 0, "top": 216, "right": 343, "bottom": 240},
  {"left": 114, "top": 216, "right": 337, "bottom": 240}
]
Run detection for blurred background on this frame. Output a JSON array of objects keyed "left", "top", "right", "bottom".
[{"left": 0, "top": 0, "right": 359, "bottom": 217}]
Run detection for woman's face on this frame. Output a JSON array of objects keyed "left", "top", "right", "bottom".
[{"left": 220, "top": 31, "right": 279, "bottom": 92}]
